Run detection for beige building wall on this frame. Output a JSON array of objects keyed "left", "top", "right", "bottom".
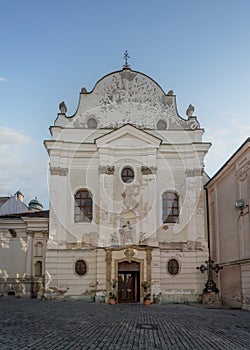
[
  {"left": 0, "top": 214, "right": 49, "bottom": 297},
  {"left": 206, "top": 138, "right": 250, "bottom": 310}
]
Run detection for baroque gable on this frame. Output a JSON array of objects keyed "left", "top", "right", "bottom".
[{"left": 55, "top": 68, "right": 200, "bottom": 131}]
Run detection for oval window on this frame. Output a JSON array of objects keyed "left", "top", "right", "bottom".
[
  {"left": 121, "top": 167, "right": 134, "bottom": 184},
  {"left": 167, "top": 259, "right": 179, "bottom": 275},
  {"left": 75, "top": 260, "right": 87, "bottom": 276}
]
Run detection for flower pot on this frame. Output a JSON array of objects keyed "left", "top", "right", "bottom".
[
  {"left": 109, "top": 298, "right": 116, "bottom": 305},
  {"left": 144, "top": 299, "right": 151, "bottom": 305}
]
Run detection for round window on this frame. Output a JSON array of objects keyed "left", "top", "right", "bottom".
[
  {"left": 157, "top": 120, "right": 167, "bottom": 130},
  {"left": 121, "top": 167, "right": 134, "bottom": 184},
  {"left": 75, "top": 260, "right": 87, "bottom": 276},
  {"left": 87, "top": 118, "right": 97, "bottom": 128},
  {"left": 167, "top": 259, "right": 179, "bottom": 275}
]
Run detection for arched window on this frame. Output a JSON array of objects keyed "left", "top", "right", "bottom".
[
  {"left": 75, "top": 260, "right": 87, "bottom": 276},
  {"left": 35, "top": 242, "right": 43, "bottom": 256},
  {"left": 74, "top": 189, "right": 93, "bottom": 222},
  {"left": 35, "top": 261, "right": 42, "bottom": 277},
  {"left": 162, "top": 192, "right": 179, "bottom": 223},
  {"left": 121, "top": 167, "right": 134, "bottom": 184},
  {"left": 167, "top": 259, "right": 179, "bottom": 275}
]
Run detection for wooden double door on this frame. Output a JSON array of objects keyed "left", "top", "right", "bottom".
[{"left": 118, "top": 261, "right": 140, "bottom": 303}]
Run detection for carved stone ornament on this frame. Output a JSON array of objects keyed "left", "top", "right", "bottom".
[
  {"left": 124, "top": 248, "right": 135, "bottom": 260},
  {"left": 185, "top": 168, "right": 203, "bottom": 177},
  {"left": 141, "top": 166, "right": 157, "bottom": 175},
  {"left": 236, "top": 160, "right": 250, "bottom": 181},
  {"left": 187, "top": 116, "right": 200, "bottom": 130},
  {"left": 146, "top": 248, "right": 152, "bottom": 264},
  {"left": 50, "top": 166, "right": 69, "bottom": 176},
  {"left": 59, "top": 101, "right": 67, "bottom": 114},
  {"left": 106, "top": 249, "right": 112, "bottom": 263},
  {"left": 186, "top": 104, "right": 194, "bottom": 117},
  {"left": 99, "top": 165, "right": 115, "bottom": 175}
]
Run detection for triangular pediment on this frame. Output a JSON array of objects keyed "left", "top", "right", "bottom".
[{"left": 95, "top": 124, "right": 162, "bottom": 149}]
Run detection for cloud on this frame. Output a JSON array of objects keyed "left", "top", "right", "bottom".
[
  {"left": 0, "top": 127, "right": 31, "bottom": 145},
  {"left": 204, "top": 118, "right": 250, "bottom": 177},
  {"left": 0, "top": 146, "right": 49, "bottom": 208},
  {"left": 0, "top": 126, "right": 49, "bottom": 208},
  {"left": 0, "top": 77, "right": 7, "bottom": 83},
  {"left": 204, "top": 128, "right": 230, "bottom": 156},
  {"left": 231, "top": 119, "right": 250, "bottom": 145}
]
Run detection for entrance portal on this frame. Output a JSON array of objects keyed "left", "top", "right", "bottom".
[{"left": 118, "top": 261, "right": 140, "bottom": 303}]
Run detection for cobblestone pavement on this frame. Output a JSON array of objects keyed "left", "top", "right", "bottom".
[{"left": 0, "top": 298, "right": 250, "bottom": 350}]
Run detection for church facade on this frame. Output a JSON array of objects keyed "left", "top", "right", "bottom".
[{"left": 44, "top": 64, "right": 210, "bottom": 303}]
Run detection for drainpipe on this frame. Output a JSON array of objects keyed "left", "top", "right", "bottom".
[{"left": 205, "top": 186, "right": 211, "bottom": 259}]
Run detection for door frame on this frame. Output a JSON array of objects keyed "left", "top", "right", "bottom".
[{"left": 114, "top": 257, "right": 144, "bottom": 303}]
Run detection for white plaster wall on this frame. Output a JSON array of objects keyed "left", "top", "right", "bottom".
[
  {"left": 47, "top": 137, "right": 208, "bottom": 248},
  {"left": 159, "top": 249, "right": 208, "bottom": 303},
  {"left": 45, "top": 249, "right": 98, "bottom": 298},
  {"left": 0, "top": 232, "right": 28, "bottom": 278}
]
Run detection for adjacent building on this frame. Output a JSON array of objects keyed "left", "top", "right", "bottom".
[
  {"left": 206, "top": 138, "right": 250, "bottom": 310},
  {"left": 0, "top": 191, "right": 28, "bottom": 215},
  {"left": 0, "top": 195, "right": 48, "bottom": 297}
]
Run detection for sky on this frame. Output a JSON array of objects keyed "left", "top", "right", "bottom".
[{"left": 0, "top": 0, "right": 249, "bottom": 209}]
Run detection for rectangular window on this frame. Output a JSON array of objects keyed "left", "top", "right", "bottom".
[
  {"left": 162, "top": 192, "right": 179, "bottom": 223},
  {"left": 74, "top": 189, "right": 93, "bottom": 222}
]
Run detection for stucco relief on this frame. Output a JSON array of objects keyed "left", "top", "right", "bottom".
[
  {"left": 99, "top": 175, "right": 114, "bottom": 213},
  {"left": 50, "top": 167, "right": 69, "bottom": 176},
  {"left": 119, "top": 221, "right": 133, "bottom": 245},
  {"left": 57, "top": 70, "right": 201, "bottom": 130},
  {"left": 121, "top": 182, "right": 141, "bottom": 211},
  {"left": 99, "top": 165, "right": 115, "bottom": 175},
  {"left": 185, "top": 168, "right": 203, "bottom": 177},
  {"left": 236, "top": 160, "right": 250, "bottom": 181},
  {"left": 141, "top": 166, "right": 157, "bottom": 175}
]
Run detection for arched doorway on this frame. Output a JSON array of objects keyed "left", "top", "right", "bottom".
[{"left": 118, "top": 261, "right": 140, "bottom": 303}]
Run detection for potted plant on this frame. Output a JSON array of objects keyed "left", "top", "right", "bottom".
[
  {"left": 141, "top": 281, "right": 151, "bottom": 305},
  {"left": 109, "top": 292, "right": 116, "bottom": 305},
  {"left": 141, "top": 281, "right": 150, "bottom": 290},
  {"left": 153, "top": 293, "right": 161, "bottom": 304},
  {"left": 144, "top": 293, "right": 151, "bottom": 305},
  {"left": 109, "top": 278, "right": 117, "bottom": 304}
]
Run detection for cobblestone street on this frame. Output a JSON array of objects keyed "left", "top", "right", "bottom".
[{"left": 0, "top": 298, "right": 249, "bottom": 350}]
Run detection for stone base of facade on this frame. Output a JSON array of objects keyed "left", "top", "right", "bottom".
[
  {"left": 162, "top": 293, "right": 200, "bottom": 304},
  {"left": 44, "top": 245, "right": 208, "bottom": 304},
  {"left": 0, "top": 277, "right": 44, "bottom": 298},
  {"left": 199, "top": 291, "right": 221, "bottom": 305},
  {"left": 44, "top": 294, "right": 94, "bottom": 302}
]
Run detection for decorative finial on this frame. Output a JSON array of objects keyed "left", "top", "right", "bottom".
[
  {"left": 59, "top": 101, "right": 67, "bottom": 114},
  {"left": 123, "top": 50, "right": 130, "bottom": 69},
  {"left": 186, "top": 104, "right": 195, "bottom": 117}
]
